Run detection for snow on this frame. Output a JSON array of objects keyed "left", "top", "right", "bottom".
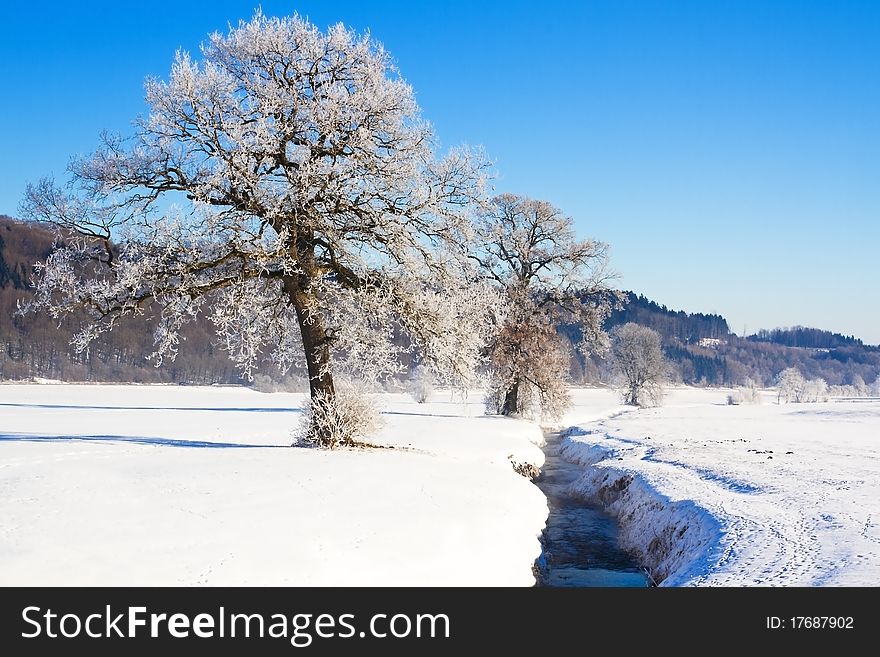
[
  {"left": 561, "top": 387, "right": 880, "bottom": 586},
  {"left": 7, "top": 382, "right": 875, "bottom": 587},
  {"left": 0, "top": 384, "right": 546, "bottom": 586}
]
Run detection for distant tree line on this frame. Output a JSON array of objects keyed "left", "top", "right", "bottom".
[
  {"left": 4, "top": 215, "right": 879, "bottom": 391},
  {"left": 564, "top": 289, "right": 879, "bottom": 389},
  {"left": 605, "top": 292, "right": 730, "bottom": 343},
  {"left": 775, "top": 367, "right": 880, "bottom": 403},
  {"left": 748, "top": 326, "right": 862, "bottom": 349}
]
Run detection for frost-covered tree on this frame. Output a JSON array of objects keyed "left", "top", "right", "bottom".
[
  {"left": 471, "top": 193, "right": 618, "bottom": 423},
  {"left": 727, "top": 378, "right": 761, "bottom": 405},
  {"left": 776, "top": 367, "right": 805, "bottom": 403},
  {"left": 610, "top": 323, "right": 668, "bottom": 407},
  {"left": 777, "top": 368, "right": 828, "bottom": 403},
  {"left": 20, "top": 13, "right": 495, "bottom": 446},
  {"left": 405, "top": 364, "right": 434, "bottom": 404},
  {"left": 802, "top": 377, "right": 829, "bottom": 403},
  {"left": 850, "top": 374, "right": 868, "bottom": 397}
]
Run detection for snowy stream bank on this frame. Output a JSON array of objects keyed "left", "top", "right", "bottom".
[
  {"left": 560, "top": 387, "right": 880, "bottom": 586},
  {"left": 560, "top": 429, "right": 720, "bottom": 586},
  {"left": 533, "top": 431, "right": 647, "bottom": 586}
]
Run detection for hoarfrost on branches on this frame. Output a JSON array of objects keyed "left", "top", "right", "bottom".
[
  {"left": 726, "top": 379, "right": 762, "bottom": 405},
  {"left": 776, "top": 368, "right": 829, "bottom": 403},
  {"left": 470, "top": 193, "right": 620, "bottom": 423},
  {"left": 294, "top": 381, "right": 382, "bottom": 449},
  {"left": 20, "top": 12, "right": 492, "bottom": 446},
  {"left": 610, "top": 323, "right": 669, "bottom": 408}
]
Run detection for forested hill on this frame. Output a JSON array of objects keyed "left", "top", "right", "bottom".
[
  {"left": 568, "top": 289, "right": 878, "bottom": 388},
  {"left": 0, "top": 215, "right": 248, "bottom": 384},
  {"left": 0, "top": 214, "right": 51, "bottom": 290},
  {"left": 586, "top": 290, "right": 878, "bottom": 388},
  {"left": 605, "top": 292, "right": 730, "bottom": 342},
  {"left": 747, "top": 327, "right": 862, "bottom": 349},
  {"left": 2, "top": 215, "right": 878, "bottom": 387}
]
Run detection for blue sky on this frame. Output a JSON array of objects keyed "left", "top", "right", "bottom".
[{"left": 1, "top": 1, "right": 878, "bottom": 343}]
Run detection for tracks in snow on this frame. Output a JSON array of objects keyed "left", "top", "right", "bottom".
[{"left": 562, "top": 416, "right": 827, "bottom": 586}]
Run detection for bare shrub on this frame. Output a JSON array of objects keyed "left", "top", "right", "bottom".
[
  {"left": 509, "top": 456, "right": 540, "bottom": 479},
  {"left": 727, "top": 381, "right": 762, "bottom": 405},
  {"left": 294, "top": 383, "right": 382, "bottom": 449},
  {"left": 405, "top": 365, "right": 434, "bottom": 404}
]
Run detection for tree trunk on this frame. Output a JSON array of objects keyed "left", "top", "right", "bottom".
[
  {"left": 283, "top": 231, "right": 335, "bottom": 444},
  {"left": 501, "top": 379, "right": 519, "bottom": 416}
]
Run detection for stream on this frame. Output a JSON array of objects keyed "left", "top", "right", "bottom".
[{"left": 534, "top": 432, "right": 648, "bottom": 587}]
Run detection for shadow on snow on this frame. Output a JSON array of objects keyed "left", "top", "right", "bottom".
[
  {"left": 0, "top": 403, "right": 301, "bottom": 413},
  {"left": 0, "top": 433, "right": 287, "bottom": 449}
]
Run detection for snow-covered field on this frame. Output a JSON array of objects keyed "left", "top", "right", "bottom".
[
  {"left": 562, "top": 387, "right": 880, "bottom": 586},
  {"left": 0, "top": 384, "right": 546, "bottom": 586},
  {"left": 5, "top": 383, "right": 877, "bottom": 587}
]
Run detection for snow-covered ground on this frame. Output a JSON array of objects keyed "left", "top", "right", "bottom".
[
  {"left": 561, "top": 387, "right": 880, "bottom": 586},
  {"left": 0, "top": 384, "right": 546, "bottom": 586},
  {"left": 6, "top": 383, "right": 876, "bottom": 587}
]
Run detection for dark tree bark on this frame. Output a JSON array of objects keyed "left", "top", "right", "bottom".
[
  {"left": 501, "top": 379, "right": 520, "bottom": 416},
  {"left": 283, "top": 231, "right": 335, "bottom": 443}
]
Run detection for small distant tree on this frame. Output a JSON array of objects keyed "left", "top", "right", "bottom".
[
  {"left": 20, "top": 13, "right": 494, "bottom": 447},
  {"left": 871, "top": 376, "right": 880, "bottom": 397},
  {"left": 727, "top": 378, "right": 761, "bottom": 405},
  {"left": 776, "top": 367, "right": 805, "bottom": 403},
  {"left": 850, "top": 374, "right": 868, "bottom": 397},
  {"left": 470, "top": 194, "right": 619, "bottom": 423},
  {"left": 406, "top": 364, "right": 434, "bottom": 404},
  {"left": 829, "top": 383, "right": 853, "bottom": 397},
  {"left": 777, "top": 368, "right": 828, "bottom": 403},
  {"left": 802, "top": 377, "right": 829, "bottom": 403},
  {"left": 609, "top": 323, "right": 668, "bottom": 407}
]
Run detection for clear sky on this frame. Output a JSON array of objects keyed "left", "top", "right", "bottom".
[{"left": 1, "top": 1, "right": 878, "bottom": 343}]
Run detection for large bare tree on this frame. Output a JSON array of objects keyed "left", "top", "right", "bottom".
[
  {"left": 21, "top": 13, "right": 493, "bottom": 446},
  {"left": 471, "top": 193, "right": 619, "bottom": 422}
]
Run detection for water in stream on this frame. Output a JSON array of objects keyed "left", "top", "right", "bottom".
[{"left": 534, "top": 432, "right": 648, "bottom": 587}]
